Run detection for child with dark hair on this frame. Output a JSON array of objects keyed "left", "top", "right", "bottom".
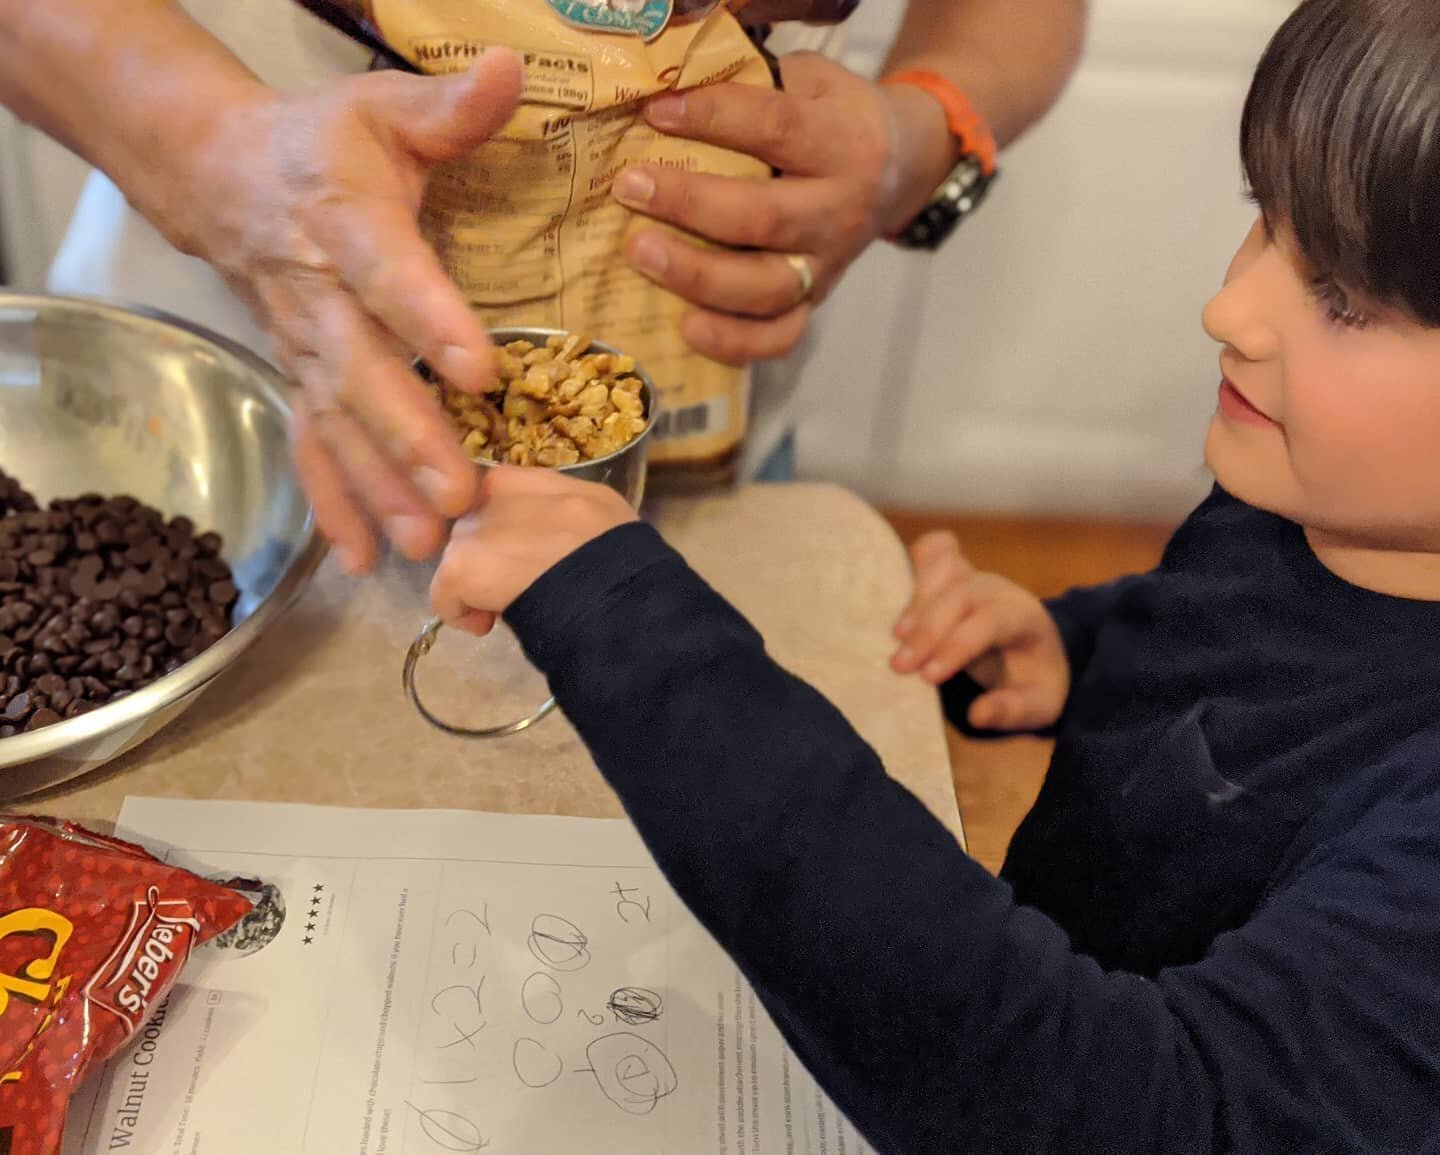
[{"left": 430, "top": 0, "right": 1440, "bottom": 1149}]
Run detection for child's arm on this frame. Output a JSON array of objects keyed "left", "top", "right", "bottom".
[{"left": 435, "top": 472, "right": 1440, "bottom": 1153}]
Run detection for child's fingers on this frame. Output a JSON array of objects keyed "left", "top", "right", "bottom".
[
  {"left": 896, "top": 532, "right": 970, "bottom": 638},
  {"left": 892, "top": 583, "right": 967, "bottom": 671},
  {"left": 454, "top": 609, "right": 498, "bottom": 637},
  {"left": 909, "top": 530, "right": 965, "bottom": 573},
  {"left": 429, "top": 543, "right": 477, "bottom": 625},
  {"left": 893, "top": 585, "right": 989, "bottom": 675},
  {"left": 911, "top": 609, "right": 1001, "bottom": 684},
  {"left": 968, "top": 687, "right": 1044, "bottom": 732},
  {"left": 430, "top": 537, "right": 511, "bottom": 625}
]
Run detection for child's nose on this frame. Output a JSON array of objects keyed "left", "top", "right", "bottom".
[
  {"left": 1202, "top": 218, "right": 1281, "bottom": 363},
  {"left": 1202, "top": 274, "right": 1280, "bottom": 364}
]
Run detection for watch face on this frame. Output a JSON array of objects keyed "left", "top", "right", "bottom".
[{"left": 896, "top": 157, "right": 996, "bottom": 251}]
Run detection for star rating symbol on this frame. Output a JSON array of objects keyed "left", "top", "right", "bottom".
[{"left": 302, "top": 883, "right": 326, "bottom": 945}]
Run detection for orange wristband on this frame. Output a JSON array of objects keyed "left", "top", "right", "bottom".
[{"left": 880, "top": 68, "right": 999, "bottom": 177}]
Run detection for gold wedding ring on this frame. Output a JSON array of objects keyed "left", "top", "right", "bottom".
[{"left": 784, "top": 253, "right": 815, "bottom": 302}]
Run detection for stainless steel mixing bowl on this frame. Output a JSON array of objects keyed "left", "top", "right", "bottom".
[{"left": 0, "top": 293, "right": 324, "bottom": 797}]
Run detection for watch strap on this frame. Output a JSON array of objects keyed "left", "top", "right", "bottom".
[{"left": 880, "top": 68, "right": 999, "bottom": 177}]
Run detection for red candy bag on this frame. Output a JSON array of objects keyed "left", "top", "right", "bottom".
[{"left": 0, "top": 817, "right": 250, "bottom": 1155}]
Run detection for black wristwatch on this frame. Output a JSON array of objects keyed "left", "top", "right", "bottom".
[
  {"left": 891, "top": 155, "right": 998, "bottom": 251},
  {"left": 881, "top": 69, "right": 1001, "bottom": 252}
]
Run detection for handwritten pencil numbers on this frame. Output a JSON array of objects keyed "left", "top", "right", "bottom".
[
  {"left": 584, "top": 1033, "right": 678, "bottom": 1115},
  {"left": 416, "top": 888, "right": 678, "bottom": 1147},
  {"left": 512, "top": 1037, "right": 565, "bottom": 1089},
  {"left": 611, "top": 882, "right": 653, "bottom": 925},
  {"left": 413, "top": 908, "right": 498, "bottom": 1144},
  {"left": 607, "top": 987, "right": 663, "bottom": 1027},
  {"left": 447, "top": 907, "right": 490, "bottom": 969},
  {"left": 432, "top": 980, "right": 488, "bottom": 1051},
  {"left": 405, "top": 1102, "right": 491, "bottom": 1152},
  {"left": 447, "top": 907, "right": 492, "bottom": 935},
  {"left": 521, "top": 972, "right": 565, "bottom": 1026},
  {"left": 526, "top": 914, "right": 592, "bottom": 972}
]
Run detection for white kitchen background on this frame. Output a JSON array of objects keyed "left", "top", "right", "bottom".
[{"left": 0, "top": 0, "right": 1295, "bottom": 518}]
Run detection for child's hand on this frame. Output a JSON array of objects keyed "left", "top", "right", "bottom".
[
  {"left": 891, "top": 532, "right": 1071, "bottom": 732},
  {"left": 429, "top": 466, "right": 638, "bottom": 636}
]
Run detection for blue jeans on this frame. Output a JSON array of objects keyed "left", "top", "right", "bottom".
[{"left": 752, "top": 432, "right": 797, "bottom": 483}]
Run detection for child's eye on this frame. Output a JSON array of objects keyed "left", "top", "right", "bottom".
[{"left": 1310, "top": 275, "right": 1370, "bottom": 330}]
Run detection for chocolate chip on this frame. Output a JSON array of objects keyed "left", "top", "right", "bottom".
[
  {"left": 25, "top": 707, "right": 60, "bottom": 731},
  {"left": 34, "top": 673, "right": 65, "bottom": 696},
  {"left": 0, "top": 469, "right": 239, "bottom": 742}
]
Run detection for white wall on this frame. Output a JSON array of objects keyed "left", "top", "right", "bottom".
[
  {"left": 0, "top": 112, "right": 90, "bottom": 289},
  {"left": 794, "top": 0, "right": 1296, "bottom": 517}
]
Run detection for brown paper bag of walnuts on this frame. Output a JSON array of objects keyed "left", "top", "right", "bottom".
[{"left": 297, "top": 0, "right": 834, "bottom": 488}]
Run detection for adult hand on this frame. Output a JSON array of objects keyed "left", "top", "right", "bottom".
[
  {"left": 610, "top": 51, "right": 956, "bottom": 366},
  {"left": 891, "top": 532, "right": 1070, "bottom": 732},
  {"left": 178, "top": 51, "right": 524, "bottom": 574},
  {"left": 429, "top": 467, "right": 638, "bottom": 637}
]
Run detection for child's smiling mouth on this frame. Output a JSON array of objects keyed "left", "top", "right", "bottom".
[{"left": 1218, "top": 378, "right": 1280, "bottom": 427}]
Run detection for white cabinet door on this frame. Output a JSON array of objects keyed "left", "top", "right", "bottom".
[{"left": 797, "top": 0, "right": 1296, "bottom": 516}]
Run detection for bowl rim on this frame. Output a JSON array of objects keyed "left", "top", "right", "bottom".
[
  {"left": 0, "top": 291, "right": 327, "bottom": 772},
  {"left": 437, "top": 326, "right": 660, "bottom": 473}
]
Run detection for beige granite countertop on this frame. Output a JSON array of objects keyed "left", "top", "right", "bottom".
[{"left": 39, "top": 484, "right": 963, "bottom": 844}]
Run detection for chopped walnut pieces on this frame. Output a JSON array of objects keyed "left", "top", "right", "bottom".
[{"left": 433, "top": 334, "right": 649, "bottom": 464}]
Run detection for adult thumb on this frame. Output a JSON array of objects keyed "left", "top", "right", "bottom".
[{"left": 366, "top": 48, "right": 525, "bottom": 163}]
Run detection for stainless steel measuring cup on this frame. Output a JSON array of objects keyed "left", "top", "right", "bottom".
[{"left": 403, "top": 328, "right": 659, "bottom": 738}]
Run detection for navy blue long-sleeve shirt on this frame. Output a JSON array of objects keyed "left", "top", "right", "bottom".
[{"left": 507, "top": 486, "right": 1440, "bottom": 1153}]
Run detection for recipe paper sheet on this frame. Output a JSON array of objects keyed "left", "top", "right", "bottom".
[{"left": 63, "top": 798, "right": 874, "bottom": 1155}]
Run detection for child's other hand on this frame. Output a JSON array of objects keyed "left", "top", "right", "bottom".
[
  {"left": 429, "top": 466, "right": 638, "bottom": 636},
  {"left": 891, "top": 532, "right": 1071, "bottom": 732}
]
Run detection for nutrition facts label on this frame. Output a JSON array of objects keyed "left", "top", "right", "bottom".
[
  {"left": 64, "top": 800, "right": 875, "bottom": 1155},
  {"left": 376, "top": 0, "right": 774, "bottom": 471}
]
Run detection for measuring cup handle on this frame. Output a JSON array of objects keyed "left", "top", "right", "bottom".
[{"left": 402, "top": 617, "right": 558, "bottom": 738}]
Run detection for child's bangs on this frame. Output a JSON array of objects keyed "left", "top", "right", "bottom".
[{"left": 1240, "top": 0, "right": 1440, "bottom": 325}]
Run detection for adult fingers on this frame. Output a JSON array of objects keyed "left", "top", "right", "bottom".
[
  {"left": 308, "top": 195, "right": 495, "bottom": 394},
  {"left": 291, "top": 405, "right": 377, "bottom": 575},
  {"left": 626, "top": 228, "right": 817, "bottom": 317},
  {"left": 643, "top": 80, "right": 851, "bottom": 177},
  {"left": 613, "top": 167, "right": 836, "bottom": 254},
  {"left": 678, "top": 305, "right": 813, "bottom": 367}
]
